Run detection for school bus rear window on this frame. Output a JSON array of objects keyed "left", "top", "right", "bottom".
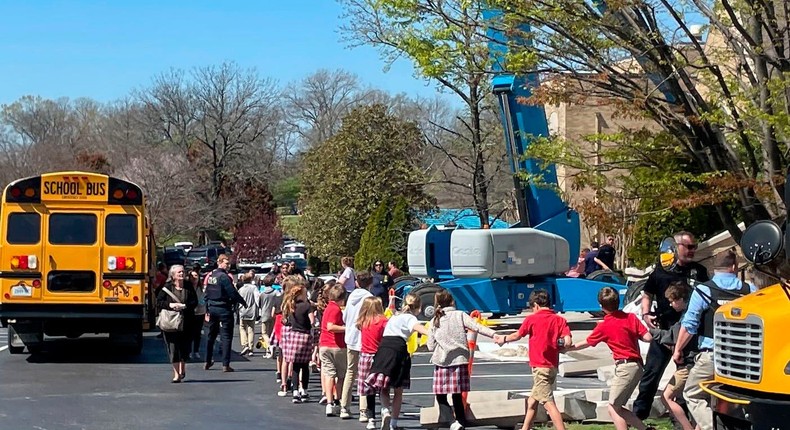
[
  {"left": 49, "top": 213, "right": 97, "bottom": 245},
  {"left": 105, "top": 214, "right": 137, "bottom": 246},
  {"left": 7, "top": 213, "right": 40, "bottom": 244}
]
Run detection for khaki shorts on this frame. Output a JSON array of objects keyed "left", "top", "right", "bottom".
[
  {"left": 665, "top": 367, "right": 690, "bottom": 397},
  {"left": 610, "top": 361, "right": 643, "bottom": 407},
  {"left": 261, "top": 320, "right": 274, "bottom": 338},
  {"left": 530, "top": 367, "right": 558, "bottom": 403},
  {"left": 319, "top": 347, "right": 348, "bottom": 378}
]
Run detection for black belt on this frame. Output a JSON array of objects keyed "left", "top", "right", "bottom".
[{"left": 615, "top": 358, "right": 641, "bottom": 365}]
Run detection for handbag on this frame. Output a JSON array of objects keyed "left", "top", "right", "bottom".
[{"left": 157, "top": 287, "right": 185, "bottom": 332}]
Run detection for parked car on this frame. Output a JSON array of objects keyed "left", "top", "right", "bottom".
[
  {"left": 185, "top": 246, "right": 224, "bottom": 273},
  {"left": 162, "top": 246, "right": 186, "bottom": 268}
]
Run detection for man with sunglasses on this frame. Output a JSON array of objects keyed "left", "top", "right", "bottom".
[{"left": 633, "top": 231, "right": 709, "bottom": 423}]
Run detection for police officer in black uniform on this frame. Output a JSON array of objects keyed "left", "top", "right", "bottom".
[
  {"left": 204, "top": 254, "right": 247, "bottom": 372},
  {"left": 633, "top": 231, "right": 708, "bottom": 423}
]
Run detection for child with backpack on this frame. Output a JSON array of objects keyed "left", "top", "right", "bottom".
[{"left": 428, "top": 289, "right": 501, "bottom": 430}]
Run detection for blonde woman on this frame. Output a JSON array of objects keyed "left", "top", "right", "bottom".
[{"left": 156, "top": 265, "right": 197, "bottom": 383}]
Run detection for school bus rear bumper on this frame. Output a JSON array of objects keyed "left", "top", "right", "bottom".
[
  {"left": 702, "top": 380, "right": 790, "bottom": 429},
  {"left": 0, "top": 303, "right": 143, "bottom": 320}
]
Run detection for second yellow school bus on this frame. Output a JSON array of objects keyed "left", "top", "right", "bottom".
[{"left": 0, "top": 171, "right": 154, "bottom": 354}]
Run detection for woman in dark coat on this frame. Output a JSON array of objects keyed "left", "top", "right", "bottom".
[{"left": 157, "top": 264, "right": 198, "bottom": 383}]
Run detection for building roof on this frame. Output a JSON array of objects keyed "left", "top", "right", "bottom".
[{"left": 418, "top": 208, "right": 511, "bottom": 229}]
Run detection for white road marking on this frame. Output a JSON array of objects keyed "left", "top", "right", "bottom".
[
  {"left": 409, "top": 374, "right": 529, "bottom": 381},
  {"left": 412, "top": 361, "right": 525, "bottom": 367},
  {"left": 0, "top": 346, "right": 8, "bottom": 352}
]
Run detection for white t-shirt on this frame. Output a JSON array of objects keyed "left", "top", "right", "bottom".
[
  {"left": 340, "top": 267, "right": 356, "bottom": 292},
  {"left": 383, "top": 313, "right": 419, "bottom": 340}
]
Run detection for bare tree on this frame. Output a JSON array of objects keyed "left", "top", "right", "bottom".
[
  {"left": 283, "top": 69, "right": 370, "bottom": 150},
  {"left": 137, "top": 62, "right": 282, "bottom": 227}
]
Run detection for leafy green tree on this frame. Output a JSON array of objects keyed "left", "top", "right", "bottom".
[
  {"left": 340, "top": 0, "right": 509, "bottom": 226},
  {"left": 355, "top": 197, "right": 392, "bottom": 270},
  {"left": 490, "top": 0, "right": 790, "bottom": 241},
  {"left": 384, "top": 196, "right": 411, "bottom": 267},
  {"left": 298, "top": 104, "right": 434, "bottom": 258}
]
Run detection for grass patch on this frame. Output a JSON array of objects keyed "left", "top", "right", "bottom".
[{"left": 535, "top": 418, "right": 671, "bottom": 430}]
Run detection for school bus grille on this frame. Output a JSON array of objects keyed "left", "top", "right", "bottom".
[{"left": 714, "top": 313, "right": 763, "bottom": 383}]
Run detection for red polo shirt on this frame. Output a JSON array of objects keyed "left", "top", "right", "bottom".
[
  {"left": 517, "top": 308, "right": 571, "bottom": 368},
  {"left": 586, "top": 311, "right": 646, "bottom": 362},
  {"left": 360, "top": 317, "right": 387, "bottom": 354},
  {"left": 319, "top": 301, "right": 346, "bottom": 348}
]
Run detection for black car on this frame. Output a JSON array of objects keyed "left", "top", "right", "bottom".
[
  {"left": 185, "top": 246, "right": 225, "bottom": 273},
  {"left": 162, "top": 246, "right": 186, "bottom": 268}
]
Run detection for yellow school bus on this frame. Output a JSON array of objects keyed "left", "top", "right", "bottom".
[{"left": 0, "top": 171, "right": 154, "bottom": 354}]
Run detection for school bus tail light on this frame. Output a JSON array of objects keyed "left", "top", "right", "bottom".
[
  {"left": 31, "top": 279, "right": 41, "bottom": 288},
  {"left": 11, "top": 255, "right": 37, "bottom": 270},
  {"left": 102, "top": 280, "right": 113, "bottom": 289},
  {"left": 108, "top": 256, "right": 135, "bottom": 270}
]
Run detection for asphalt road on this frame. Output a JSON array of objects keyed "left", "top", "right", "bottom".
[{"left": 0, "top": 317, "right": 607, "bottom": 430}]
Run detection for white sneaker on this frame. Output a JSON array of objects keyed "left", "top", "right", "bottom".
[
  {"left": 340, "top": 408, "right": 351, "bottom": 419},
  {"left": 325, "top": 404, "right": 335, "bottom": 416},
  {"left": 380, "top": 408, "right": 391, "bottom": 430},
  {"left": 318, "top": 395, "right": 328, "bottom": 405},
  {"left": 292, "top": 390, "right": 302, "bottom": 404},
  {"left": 359, "top": 410, "right": 369, "bottom": 422},
  {"left": 239, "top": 346, "right": 250, "bottom": 355},
  {"left": 277, "top": 387, "right": 288, "bottom": 397},
  {"left": 299, "top": 388, "right": 310, "bottom": 399},
  {"left": 366, "top": 418, "right": 377, "bottom": 430},
  {"left": 450, "top": 421, "right": 465, "bottom": 430}
]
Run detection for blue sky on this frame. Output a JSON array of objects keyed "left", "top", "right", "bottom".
[{"left": 0, "top": 1, "right": 442, "bottom": 105}]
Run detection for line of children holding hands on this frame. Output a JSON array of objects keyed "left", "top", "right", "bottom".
[{"left": 272, "top": 273, "right": 673, "bottom": 430}]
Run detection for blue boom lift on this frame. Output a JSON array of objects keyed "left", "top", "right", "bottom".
[{"left": 397, "top": 8, "right": 625, "bottom": 320}]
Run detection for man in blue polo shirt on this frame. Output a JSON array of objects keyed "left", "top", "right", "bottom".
[{"left": 672, "top": 250, "right": 755, "bottom": 430}]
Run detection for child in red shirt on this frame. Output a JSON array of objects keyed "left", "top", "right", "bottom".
[
  {"left": 567, "top": 286, "right": 655, "bottom": 430},
  {"left": 319, "top": 283, "right": 347, "bottom": 416},
  {"left": 498, "top": 289, "right": 571, "bottom": 430},
  {"left": 357, "top": 296, "right": 388, "bottom": 430}
]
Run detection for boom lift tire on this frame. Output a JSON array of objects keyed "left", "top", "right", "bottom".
[
  {"left": 409, "top": 283, "right": 443, "bottom": 321},
  {"left": 624, "top": 279, "right": 648, "bottom": 305},
  {"left": 586, "top": 269, "right": 626, "bottom": 285}
]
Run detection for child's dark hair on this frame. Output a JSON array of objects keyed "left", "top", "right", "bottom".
[
  {"left": 432, "top": 289, "right": 454, "bottom": 328},
  {"left": 598, "top": 286, "right": 620, "bottom": 312},
  {"left": 317, "top": 284, "right": 331, "bottom": 312},
  {"left": 528, "top": 289, "right": 551, "bottom": 308},
  {"left": 311, "top": 277, "right": 325, "bottom": 293},
  {"left": 357, "top": 271, "right": 373, "bottom": 289},
  {"left": 665, "top": 281, "right": 690, "bottom": 302},
  {"left": 328, "top": 284, "right": 346, "bottom": 303}
]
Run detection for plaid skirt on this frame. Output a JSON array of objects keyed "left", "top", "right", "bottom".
[
  {"left": 433, "top": 364, "right": 471, "bottom": 394},
  {"left": 366, "top": 336, "right": 411, "bottom": 390},
  {"left": 282, "top": 328, "right": 313, "bottom": 364},
  {"left": 358, "top": 352, "right": 376, "bottom": 395}
]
